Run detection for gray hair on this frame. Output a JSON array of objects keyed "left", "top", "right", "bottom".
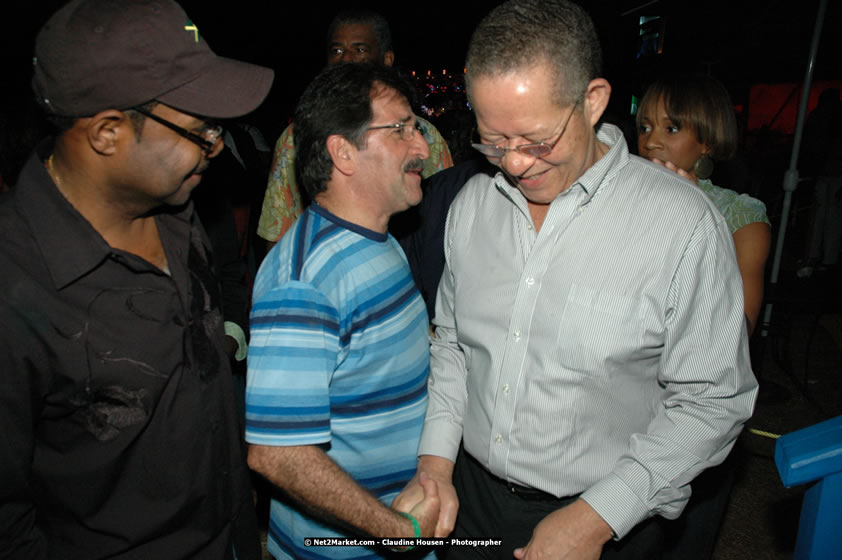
[{"left": 465, "top": 0, "right": 601, "bottom": 107}]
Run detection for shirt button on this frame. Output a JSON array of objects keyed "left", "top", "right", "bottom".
[
  {"left": 513, "top": 330, "right": 521, "bottom": 341},
  {"left": 496, "top": 435, "right": 503, "bottom": 444},
  {"left": 503, "top": 384, "right": 510, "bottom": 394},
  {"left": 526, "top": 277, "right": 535, "bottom": 286},
  {"left": 527, "top": 224, "right": 533, "bottom": 230}
]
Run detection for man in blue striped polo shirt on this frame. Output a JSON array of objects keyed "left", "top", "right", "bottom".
[{"left": 245, "top": 63, "right": 441, "bottom": 559}]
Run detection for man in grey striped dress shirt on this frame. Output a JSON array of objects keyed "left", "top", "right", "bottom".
[{"left": 393, "top": 1, "right": 758, "bottom": 558}]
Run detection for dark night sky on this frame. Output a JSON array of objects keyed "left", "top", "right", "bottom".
[
  {"left": 2, "top": 0, "right": 840, "bottom": 140},
  {"left": 179, "top": 0, "right": 841, "bottom": 131}
]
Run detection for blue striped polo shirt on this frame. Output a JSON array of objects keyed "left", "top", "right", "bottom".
[{"left": 246, "top": 204, "right": 430, "bottom": 559}]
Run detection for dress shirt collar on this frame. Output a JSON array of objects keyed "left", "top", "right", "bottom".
[
  {"left": 577, "top": 123, "right": 630, "bottom": 203},
  {"left": 490, "top": 123, "right": 630, "bottom": 209},
  {"left": 16, "top": 140, "right": 193, "bottom": 291}
]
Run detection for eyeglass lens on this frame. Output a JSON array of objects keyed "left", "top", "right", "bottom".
[{"left": 471, "top": 98, "right": 579, "bottom": 159}]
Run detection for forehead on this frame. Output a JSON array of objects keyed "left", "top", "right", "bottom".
[
  {"left": 470, "top": 66, "right": 564, "bottom": 134},
  {"left": 370, "top": 85, "right": 411, "bottom": 121},
  {"left": 330, "top": 23, "right": 379, "bottom": 48}
]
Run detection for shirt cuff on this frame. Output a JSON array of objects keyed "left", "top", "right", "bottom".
[
  {"left": 224, "top": 321, "right": 248, "bottom": 362},
  {"left": 417, "top": 418, "right": 462, "bottom": 462},
  {"left": 580, "top": 473, "right": 652, "bottom": 540}
]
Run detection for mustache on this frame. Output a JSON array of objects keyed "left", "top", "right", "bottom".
[{"left": 403, "top": 159, "right": 425, "bottom": 172}]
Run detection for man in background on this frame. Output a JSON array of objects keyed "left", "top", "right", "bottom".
[{"left": 255, "top": 8, "right": 453, "bottom": 252}]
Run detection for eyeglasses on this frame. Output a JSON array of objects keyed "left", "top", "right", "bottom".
[
  {"left": 132, "top": 106, "right": 223, "bottom": 153},
  {"left": 471, "top": 98, "right": 580, "bottom": 159},
  {"left": 367, "top": 120, "right": 424, "bottom": 141}
]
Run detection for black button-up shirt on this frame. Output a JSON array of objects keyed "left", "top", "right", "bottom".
[{"left": 0, "top": 145, "right": 259, "bottom": 559}]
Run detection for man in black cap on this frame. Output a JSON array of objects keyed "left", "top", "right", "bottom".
[{"left": 0, "top": 1, "right": 273, "bottom": 558}]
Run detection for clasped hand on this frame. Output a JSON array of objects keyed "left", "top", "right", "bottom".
[
  {"left": 396, "top": 471, "right": 444, "bottom": 538},
  {"left": 393, "top": 469, "right": 459, "bottom": 538}
]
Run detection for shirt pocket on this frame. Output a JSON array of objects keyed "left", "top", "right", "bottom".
[{"left": 555, "top": 283, "right": 644, "bottom": 374}]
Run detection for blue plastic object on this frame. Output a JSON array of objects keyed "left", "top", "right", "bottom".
[{"left": 775, "top": 415, "right": 842, "bottom": 560}]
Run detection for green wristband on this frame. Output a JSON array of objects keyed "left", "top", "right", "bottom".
[{"left": 398, "top": 512, "right": 420, "bottom": 551}]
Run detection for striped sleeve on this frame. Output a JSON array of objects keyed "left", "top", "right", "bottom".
[
  {"left": 581, "top": 208, "right": 756, "bottom": 537},
  {"left": 245, "top": 281, "right": 340, "bottom": 446}
]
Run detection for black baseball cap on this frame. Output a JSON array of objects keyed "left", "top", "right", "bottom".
[{"left": 32, "top": 0, "right": 274, "bottom": 118}]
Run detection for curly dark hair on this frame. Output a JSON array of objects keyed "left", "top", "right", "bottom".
[{"left": 293, "top": 63, "right": 415, "bottom": 199}]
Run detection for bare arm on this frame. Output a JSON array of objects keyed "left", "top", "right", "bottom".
[
  {"left": 393, "top": 455, "right": 459, "bottom": 538},
  {"left": 248, "top": 444, "right": 439, "bottom": 539},
  {"left": 732, "top": 222, "right": 771, "bottom": 336}
]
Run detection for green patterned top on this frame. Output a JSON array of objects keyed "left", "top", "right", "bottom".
[{"left": 697, "top": 179, "right": 770, "bottom": 234}]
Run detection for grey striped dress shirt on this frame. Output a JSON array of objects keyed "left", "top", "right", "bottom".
[{"left": 418, "top": 124, "right": 758, "bottom": 539}]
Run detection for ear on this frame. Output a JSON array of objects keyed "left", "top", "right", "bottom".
[
  {"left": 382, "top": 50, "right": 395, "bottom": 67},
  {"left": 326, "top": 134, "right": 356, "bottom": 177},
  {"left": 84, "top": 110, "right": 130, "bottom": 156},
  {"left": 582, "top": 78, "right": 612, "bottom": 127}
]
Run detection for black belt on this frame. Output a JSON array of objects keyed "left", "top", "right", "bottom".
[
  {"left": 462, "top": 447, "right": 578, "bottom": 503},
  {"left": 497, "top": 475, "right": 574, "bottom": 502}
]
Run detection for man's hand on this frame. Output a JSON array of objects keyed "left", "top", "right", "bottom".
[
  {"left": 403, "top": 472, "right": 441, "bottom": 537},
  {"left": 513, "top": 499, "right": 613, "bottom": 560},
  {"left": 393, "top": 455, "right": 458, "bottom": 537}
]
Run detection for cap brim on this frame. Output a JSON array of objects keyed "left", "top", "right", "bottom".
[{"left": 158, "top": 56, "right": 274, "bottom": 119}]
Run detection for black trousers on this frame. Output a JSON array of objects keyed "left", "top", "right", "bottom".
[{"left": 442, "top": 448, "right": 665, "bottom": 560}]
